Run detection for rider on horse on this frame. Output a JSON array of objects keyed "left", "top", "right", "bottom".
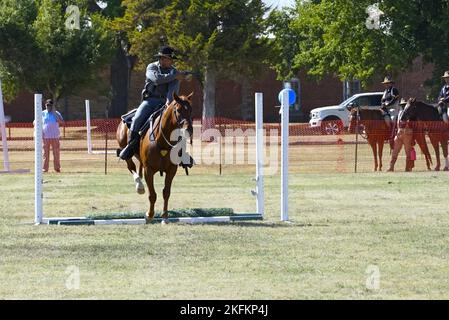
[
  {"left": 437, "top": 71, "right": 449, "bottom": 123},
  {"left": 119, "top": 45, "right": 189, "bottom": 160},
  {"left": 380, "top": 76, "right": 400, "bottom": 128}
]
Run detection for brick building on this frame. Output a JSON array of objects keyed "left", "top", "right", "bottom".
[{"left": 2, "top": 58, "right": 435, "bottom": 123}]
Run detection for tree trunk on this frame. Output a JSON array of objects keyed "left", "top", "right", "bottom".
[
  {"left": 240, "top": 77, "right": 253, "bottom": 121},
  {"left": 202, "top": 65, "right": 216, "bottom": 129},
  {"left": 109, "top": 47, "right": 130, "bottom": 118}
]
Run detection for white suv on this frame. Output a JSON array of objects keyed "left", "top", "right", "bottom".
[{"left": 309, "top": 92, "right": 384, "bottom": 134}]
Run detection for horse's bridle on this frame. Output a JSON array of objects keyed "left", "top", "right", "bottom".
[{"left": 158, "top": 100, "right": 192, "bottom": 149}]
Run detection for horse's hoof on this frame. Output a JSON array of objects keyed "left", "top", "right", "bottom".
[
  {"left": 435, "top": 167, "right": 441, "bottom": 172},
  {"left": 136, "top": 187, "right": 145, "bottom": 195},
  {"left": 444, "top": 167, "right": 449, "bottom": 172},
  {"left": 145, "top": 212, "right": 153, "bottom": 224},
  {"left": 161, "top": 219, "right": 169, "bottom": 225}
]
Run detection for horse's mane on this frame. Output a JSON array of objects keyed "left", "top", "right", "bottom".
[{"left": 411, "top": 99, "right": 435, "bottom": 110}]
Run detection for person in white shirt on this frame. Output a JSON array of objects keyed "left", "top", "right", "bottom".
[{"left": 42, "top": 99, "right": 63, "bottom": 172}]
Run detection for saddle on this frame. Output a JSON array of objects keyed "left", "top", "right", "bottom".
[
  {"left": 436, "top": 102, "right": 449, "bottom": 123},
  {"left": 120, "top": 107, "right": 165, "bottom": 141},
  {"left": 120, "top": 107, "right": 195, "bottom": 174}
]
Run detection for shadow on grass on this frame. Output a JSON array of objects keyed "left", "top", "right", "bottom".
[{"left": 177, "top": 221, "right": 329, "bottom": 228}]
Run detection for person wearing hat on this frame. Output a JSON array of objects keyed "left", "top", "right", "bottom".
[
  {"left": 380, "top": 76, "right": 400, "bottom": 128},
  {"left": 42, "top": 99, "right": 64, "bottom": 172},
  {"left": 388, "top": 98, "right": 414, "bottom": 172},
  {"left": 437, "top": 71, "right": 449, "bottom": 122},
  {"left": 119, "top": 45, "right": 188, "bottom": 160}
]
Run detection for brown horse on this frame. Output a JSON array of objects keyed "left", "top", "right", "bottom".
[
  {"left": 348, "top": 108, "right": 391, "bottom": 171},
  {"left": 348, "top": 108, "right": 433, "bottom": 171},
  {"left": 116, "top": 92, "right": 194, "bottom": 223},
  {"left": 401, "top": 98, "right": 449, "bottom": 171}
]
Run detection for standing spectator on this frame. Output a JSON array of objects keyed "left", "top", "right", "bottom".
[
  {"left": 388, "top": 98, "right": 413, "bottom": 172},
  {"left": 42, "top": 99, "right": 63, "bottom": 172}
]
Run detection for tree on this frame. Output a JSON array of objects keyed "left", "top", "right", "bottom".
[
  {"left": 381, "top": 0, "right": 449, "bottom": 97},
  {"left": 119, "top": 0, "right": 272, "bottom": 121},
  {"left": 269, "top": 0, "right": 449, "bottom": 97},
  {"left": 266, "top": 8, "right": 302, "bottom": 81},
  {"left": 0, "top": 0, "right": 115, "bottom": 104}
]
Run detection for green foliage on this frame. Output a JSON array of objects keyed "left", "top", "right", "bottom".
[
  {"left": 120, "top": 0, "right": 271, "bottom": 81},
  {"left": 269, "top": 0, "right": 449, "bottom": 93},
  {"left": 85, "top": 208, "right": 235, "bottom": 219},
  {"left": 266, "top": 8, "right": 301, "bottom": 80},
  {"left": 288, "top": 0, "right": 414, "bottom": 86},
  {"left": 0, "top": 0, "right": 115, "bottom": 102}
]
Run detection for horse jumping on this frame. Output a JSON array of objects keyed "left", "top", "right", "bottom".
[{"left": 117, "top": 92, "right": 194, "bottom": 223}]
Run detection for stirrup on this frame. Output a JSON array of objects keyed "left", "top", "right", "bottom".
[{"left": 119, "top": 141, "right": 138, "bottom": 160}]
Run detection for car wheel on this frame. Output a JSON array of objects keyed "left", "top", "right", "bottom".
[{"left": 321, "top": 118, "right": 344, "bottom": 135}]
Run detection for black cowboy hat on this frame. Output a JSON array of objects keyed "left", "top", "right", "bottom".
[{"left": 154, "top": 46, "right": 178, "bottom": 60}]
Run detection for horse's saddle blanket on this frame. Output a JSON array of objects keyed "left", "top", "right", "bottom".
[{"left": 121, "top": 109, "right": 158, "bottom": 141}]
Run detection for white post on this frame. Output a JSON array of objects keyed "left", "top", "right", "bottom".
[
  {"left": 0, "top": 80, "right": 10, "bottom": 172},
  {"left": 34, "top": 94, "right": 43, "bottom": 224},
  {"left": 281, "top": 90, "right": 289, "bottom": 221},
  {"left": 255, "top": 93, "right": 264, "bottom": 217},
  {"left": 85, "top": 100, "right": 92, "bottom": 154}
]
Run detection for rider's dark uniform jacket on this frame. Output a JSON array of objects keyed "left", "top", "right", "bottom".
[
  {"left": 142, "top": 61, "right": 179, "bottom": 102},
  {"left": 382, "top": 87, "right": 399, "bottom": 108},
  {"left": 438, "top": 84, "right": 449, "bottom": 105}
]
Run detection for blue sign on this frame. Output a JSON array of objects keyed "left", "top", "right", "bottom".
[{"left": 278, "top": 88, "right": 296, "bottom": 106}]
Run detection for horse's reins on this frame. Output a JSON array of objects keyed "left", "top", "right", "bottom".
[{"left": 156, "top": 101, "right": 191, "bottom": 149}]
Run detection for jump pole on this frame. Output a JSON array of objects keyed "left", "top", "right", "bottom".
[
  {"left": 0, "top": 80, "right": 10, "bottom": 172},
  {"left": 86, "top": 100, "right": 93, "bottom": 154},
  {"left": 281, "top": 90, "right": 289, "bottom": 222},
  {"left": 34, "top": 94, "right": 43, "bottom": 224},
  {"left": 255, "top": 92, "right": 264, "bottom": 218},
  {"left": 37, "top": 93, "right": 265, "bottom": 225},
  {"left": 85, "top": 100, "right": 115, "bottom": 155},
  {"left": 0, "top": 80, "right": 30, "bottom": 174}
]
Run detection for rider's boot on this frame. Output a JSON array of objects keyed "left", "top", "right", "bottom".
[
  {"left": 443, "top": 111, "right": 449, "bottom": 123},
  {"left": 119, "top": 130, "right": 140, "bottom": 160},
  {"left": 381, "top": 106, "right": 392, "bottom": 128}
]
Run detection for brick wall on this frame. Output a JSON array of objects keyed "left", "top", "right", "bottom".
[{"left": 3, "top": 57, "right": 436, "bottom": 123}]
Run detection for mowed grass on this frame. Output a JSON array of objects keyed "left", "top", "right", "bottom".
[{"left": 1, "top": 164, "right": 449, "bottom": 299}]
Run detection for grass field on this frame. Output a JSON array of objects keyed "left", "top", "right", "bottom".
[{"left": 1, "top": 158, "right": 449, "bottom": 299}]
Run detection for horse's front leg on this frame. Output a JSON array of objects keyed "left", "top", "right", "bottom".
[
  {"left": 415, "top": 133, "right": 432, "bottom": 170},
  {"left": 378, "top": 140, "right": 384, "bottom": 171},
  {"left": 144, "top": 168, "right": 157, "bottom": 223},
  {"left": 126, "top": 159, "right": 145, "bottom": 195},
  {"left": 161, "top": 166, "right": 178, "bottom": 225},
  {"left": 430, "top": 135, "right": 441, "bottom": 171},
  {"left": 369, "top": 140, "right": 378, "bottom": 171},
  {"left": 442, "top": 135, "right": 449, "bottom": 171}
]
